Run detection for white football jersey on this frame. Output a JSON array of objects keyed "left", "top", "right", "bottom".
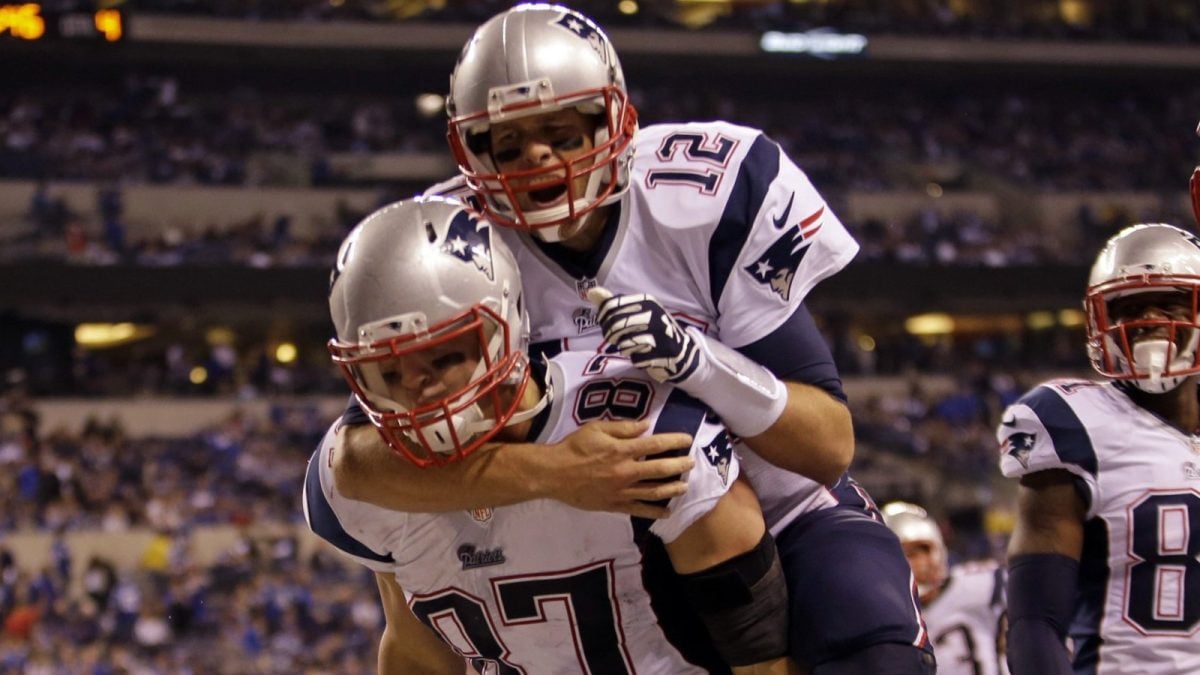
[
  {"left": 495, "top": 121, "right": 858, "bottom": 351},
  {"left": 304, "top": 353, "right": 738, "bottom": 674},
  {"left": 923, "top": 562, "right": 1007, "bottom": 675},
  {"left": 427, "top": 121, "right": 851, "bottom": 534},
  {"left": 998, "top": 379, "right": 1200, "bottom": 674}
]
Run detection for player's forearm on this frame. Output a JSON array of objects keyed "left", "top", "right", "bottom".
[
  {"left": 334, "top": 424, "right": 547, "bottom": 512},
  {"left": 740, "top": 381, "right": 853, "bottom": 486}
]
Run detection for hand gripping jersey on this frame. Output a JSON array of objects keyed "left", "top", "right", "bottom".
[
  {"left": 998, "top": 379, "right": 1200, "bottom": 674},
  {"left": 304, "top": 352, "right": 737, "bottom": 674},
  {"left": 922, "top": 562, "right": 1008, "bottom": 675}
]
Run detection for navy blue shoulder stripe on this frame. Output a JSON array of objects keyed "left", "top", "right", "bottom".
[
  {"left": 341, "top": 394, "right": 369, "bottom": 426},
  {"left": 1020, "top": 387, "right": 1099, "bottom": 478},
  {"left": 708, "top": 134, "right": 779, "bottom": 309},
  {"left": 304, "top": 449, "right": 395, "bottom": 565},
  {"left": 651, "top": 387, "right": 708, "bottom": 448},
  {"left": 632, "top": 388, "right": 710, "bottom": 544}
]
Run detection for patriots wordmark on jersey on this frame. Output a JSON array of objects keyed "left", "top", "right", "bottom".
[
  {"left": 922, "top": 562, "right": 1008, "bottom": 675},
  {"left": 998, "top": 378, "right": 1200, "bottom": 674},
  {"left": 304, "top": 351, "right": 738, "bottom": 674}
]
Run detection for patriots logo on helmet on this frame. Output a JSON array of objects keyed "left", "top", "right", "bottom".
[
  {"left": 442, "top": 210, "right": 494, "bottom": 280},
  {"left": 555, "top": 13, "right": 608, "bottom": 63},
  {"left": 1001, "top": 431, "right": 1037, "bottom": 470},
  {"left": 702, "top": 429, "right": 734, "bottom": 486},
  {"left": 744, "top": 204, "right": 824, "bottom": 302}
]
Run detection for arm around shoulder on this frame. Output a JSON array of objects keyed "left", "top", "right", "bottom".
[
  {"left": 332, "top": 420, "right": 695, "bottom": 517},
  {"left": 332, "top": 423, "right": 544, "bottom": 512}
]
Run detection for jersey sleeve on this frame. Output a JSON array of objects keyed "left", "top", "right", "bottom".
[
  {"left": 996, "top": 382, "right": 1101, "bottom": 515},
  {"left": 649, "top": 393, "right": 740, "bottom": 544},
  {"left": 710, "top": 132, "right": 859, "bottom": 348},
  {"left": 302, "top": 421, "right": 403, "bottom": 573}
]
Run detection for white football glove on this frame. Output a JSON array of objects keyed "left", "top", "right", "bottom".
[
  {"left": 588, "top": 287, "right": 699, "bottom": 383},
  {"left": 588, "top": 285, "right": 789, "bottom": 438}
]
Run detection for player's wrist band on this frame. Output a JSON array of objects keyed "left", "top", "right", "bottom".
[{"left": 677, "top": 328, "right": 788, "bottom": 438}]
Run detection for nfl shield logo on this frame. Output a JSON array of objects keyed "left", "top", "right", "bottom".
[
  {"left": 468, "top": 507, "right": 493, "bottom": 523},
  {"left": 576, "top": 277, "right": 598, "bottom": 300}
]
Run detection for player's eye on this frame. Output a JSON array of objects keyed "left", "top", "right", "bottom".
[
  {"left": 550, "top": 135, "right": 585, "bottom": 153},
  {"left": 493, "top": 146, "right": 521, "bottom": 164}
]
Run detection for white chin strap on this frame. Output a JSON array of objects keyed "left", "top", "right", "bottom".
[
  {"left": 1130, "top": 339, "right": 1186, "bottom": 393},
  {"left": 531, "top": 209, "right": 591, "bottom": 243}
]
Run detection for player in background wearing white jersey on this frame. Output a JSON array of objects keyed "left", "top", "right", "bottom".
[
  {"left": 883, "top": 502, "right": 1008, "bottom": 675},
  {"left": 1000, "top": 223, "right": 1200, "bottom": 674},
  {"left": 308, "top": 197, "right": 797, "bottom": 674},
  {"left": 331, "top": 5, "right": 934, "bottom": 673}
]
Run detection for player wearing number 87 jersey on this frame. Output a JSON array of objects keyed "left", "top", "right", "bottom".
[
  {"left": 1000, "top": 223, "right": 1200, "bottom": 674},
  {"left": 309, "top": 197, "right": 795, "bottom": 673}
]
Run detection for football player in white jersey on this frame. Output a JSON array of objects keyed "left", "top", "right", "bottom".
[
  {"left": 307, "top": 197, "right": 797, "bottom": 674},
  {"left": 330, "top": 5, "right": 935, "bottom": 674},
  {"left": 883, "top": 502, "right": 1008, "bottom": 675},
  {"left": 1000, "top": 223, "right": 1200, "bottom": 674}
]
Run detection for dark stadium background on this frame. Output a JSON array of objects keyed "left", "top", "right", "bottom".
[{"left": 1, "top": 1, "right": 1197, "bottom": 671}]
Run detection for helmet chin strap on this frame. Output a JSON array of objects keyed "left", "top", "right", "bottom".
[{"left": 531, "top": 211, "right": 589, "bottom": 243}]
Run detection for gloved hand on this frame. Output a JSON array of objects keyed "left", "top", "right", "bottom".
[{"left": 588, "top": 287, "right": 699, "bottom": 383}]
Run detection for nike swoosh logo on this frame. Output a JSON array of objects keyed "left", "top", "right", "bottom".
[
  {"left": 771, "top": 192, "right": 795, "bottom": 229},
  {"left": 1001, "top": 415, "right": 1017, "bottom": 427}
]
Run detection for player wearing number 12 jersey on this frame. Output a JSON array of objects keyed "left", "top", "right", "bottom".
[
  {"left": 1000, "top": 223, "right": 1200, "bottom": 674},
  {"left": 335, "top": 5, "right": 932, "bottom": 673}
]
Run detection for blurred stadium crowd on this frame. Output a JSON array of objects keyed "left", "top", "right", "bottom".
[
  {"left": 123, "top": 0, "right": 1200, "bottom": 42},
  {"left": 2, "top": 0, "right": 1199, "bottom": 671},
  {"left": 4, "top": 75, "right": 1198, "bottom": 193}
]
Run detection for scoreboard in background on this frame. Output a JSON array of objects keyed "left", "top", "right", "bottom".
[{"left": 0, "top": 3, "right": 124, "bottom": 42}]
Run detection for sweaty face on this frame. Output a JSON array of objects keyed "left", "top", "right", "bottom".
[
  {"left": 488, "top": 108, "right": 598, "bottom": 213},
  {"left": 377, "top": 332, "right": 484, "bottom": 410}
]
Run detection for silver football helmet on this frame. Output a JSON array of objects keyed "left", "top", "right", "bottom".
[
  {"left": 328, "top": 196, "right": 543, "bottom": 467},
  {"left": 1085, "top": 223, "right": 1200, "bottom": 393},
  {"left": 881, "top": 501, "right": 947, "bottom": 598},
  {"left": 446, "top": 3, "right": 638, "bottom": 241}
]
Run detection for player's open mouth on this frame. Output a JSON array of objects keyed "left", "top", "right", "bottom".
[{"left": 529, "top": 184, "right": 567, "bottom": 206}]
